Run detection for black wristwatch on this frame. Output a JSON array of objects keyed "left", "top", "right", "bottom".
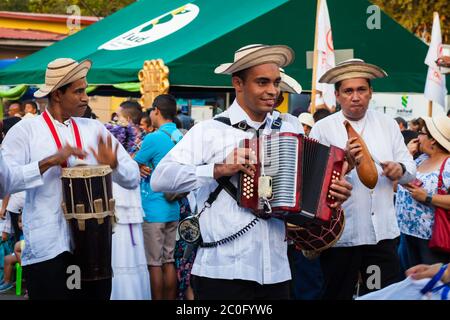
[
  {"left": 399, "top": 162, "right": 406, "bottom": 175},
  {"left": 425, "top": 193, "right": 433, "bottom": 205}
]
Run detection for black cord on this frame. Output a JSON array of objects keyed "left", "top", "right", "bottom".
[{"left": 200, "top": 217, "right": 259, "bottom": 248}]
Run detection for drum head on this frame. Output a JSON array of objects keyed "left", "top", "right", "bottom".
[
  {"left": 61, "top": 165, "right": 112, "bottom": 178},
  {"left": 287, "top": 208, "right": 345, "bottom": 253}
]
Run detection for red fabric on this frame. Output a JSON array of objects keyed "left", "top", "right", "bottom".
[
  {"left": 42, "top": 111, "right": 83, "bottom": 167},
  {"left": 429, "top": 157, "right": 450, "bottom": 253}
]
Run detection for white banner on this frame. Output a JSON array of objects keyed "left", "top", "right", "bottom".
[
  {"left": 315, "top": 0, "right": 336, "bottom": 109},
  {"left": 424, "top": 12, "right": 447, "bottom": 108}
]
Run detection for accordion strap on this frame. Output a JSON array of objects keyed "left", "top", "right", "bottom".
[
  {"left": 196, "top": 115, "right": 283, "bottom": 248},
  {"left": 214, "top": 116, "right": 282, "bottom": 131}
]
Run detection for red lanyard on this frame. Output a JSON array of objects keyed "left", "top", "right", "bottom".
[{"left": 42, "top": 110, "right": 83, "bottom": 167}]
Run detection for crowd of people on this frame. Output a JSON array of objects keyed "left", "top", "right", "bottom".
[{"left": 0, "top": 45, "right": 449, "bottom": 300}]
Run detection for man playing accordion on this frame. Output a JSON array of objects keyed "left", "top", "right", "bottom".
[{"left": 151, "top": 44, "right": 353, "bottom": 300}]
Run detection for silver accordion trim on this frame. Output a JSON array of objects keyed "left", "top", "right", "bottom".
[{"left": 260, "top": 134, "right": 299, "bottom": 209}]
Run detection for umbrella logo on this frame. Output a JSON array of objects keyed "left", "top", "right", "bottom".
[{"left": 99, "top": 3, "right": 199, "bottom": 51}]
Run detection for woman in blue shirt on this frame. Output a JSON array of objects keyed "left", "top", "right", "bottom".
[{"left": 396, "top": 116, "right": 450, "bottom": 267}]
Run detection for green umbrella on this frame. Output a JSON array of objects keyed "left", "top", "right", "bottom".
[{"left": 0, "top": 0, "right": 447, "bottom": 93}]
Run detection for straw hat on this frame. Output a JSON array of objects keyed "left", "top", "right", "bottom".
[
  {"left": 318, "top": 58, "right": 387, "bottom": 84},
  {"left": 214, "top": 44, "right": 294, "bottom": 75},
  {"left": 422, "top": 116, "right": 450, "bottom": 152},
  {"left": 280, "top": 68, "right": 302, "bottom": 94},
  {"left": 298, "top": 112, "right": 315, "bottom": 128},
  {"left": 34, "top": 58, "right": 92, "bottom": 98}
]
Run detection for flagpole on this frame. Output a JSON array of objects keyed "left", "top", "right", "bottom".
[
  {"left": 311, "top": 0, "right": 321, "bottom": 115},
  {"left": 428, "top": 100, "right": 433, "bottom": 117}
]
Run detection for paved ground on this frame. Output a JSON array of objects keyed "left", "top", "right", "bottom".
[{"left": 0, "top": 287, "right": 27, "bottom": 300}]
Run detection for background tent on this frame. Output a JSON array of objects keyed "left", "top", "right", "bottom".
[{"left": 0, "top": 0, "right": 448, "bottom": 93}]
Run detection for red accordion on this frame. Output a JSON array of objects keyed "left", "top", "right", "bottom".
[{"left": 238, "top": 132, "right": 345, "bottom": 226}]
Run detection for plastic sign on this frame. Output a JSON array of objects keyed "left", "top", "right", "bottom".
[{"left": 99, "top": 3, "right": 200, "bottom": 51}]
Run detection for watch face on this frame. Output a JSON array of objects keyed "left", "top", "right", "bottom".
[{"left": 178, "top": 216, "right": 201, "bottom": 243}]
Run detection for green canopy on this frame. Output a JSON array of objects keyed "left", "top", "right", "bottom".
[{"left": 0, "top": 0, "right": 447, "bottom": 93}]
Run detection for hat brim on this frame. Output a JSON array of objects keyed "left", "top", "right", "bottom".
[
  {"left": 422, "top": 117, "right": 450, "bottom": 152},
  {"left": 298, "top": 114, "right": 314, "bottom": 128},
  {"left": 280, "top": 73, "right": 302, "bottom": 94},
  {"left": 214, "top": 45, "right": 294, "bottom": 74},
  {"left": 34, "top": 59, "right": 92, "bottom": 98},
  {"left": 318, "top": 62, "right": 387, "bottom": 84}
]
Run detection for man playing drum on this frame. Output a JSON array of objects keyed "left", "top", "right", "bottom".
[{"left": 1, "top": 58, "right": 140, "bottom": 300}]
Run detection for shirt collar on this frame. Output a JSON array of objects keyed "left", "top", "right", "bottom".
[
  {"left": 228, "top": 99, "right": 272, "bottom": 130},
  {"left": 159, "top": 122, "right": 176, "bottom": 130},
  {"left": 44, "top": 109, "right": 72, "bottom": 127},
  {"left": 338, "top": 110, "right": 369, "bottom": 125}
]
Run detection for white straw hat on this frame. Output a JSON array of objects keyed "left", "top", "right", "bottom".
[
  {"left": 214, "top": 44, "right": 294, "bottom": 75},
  {"left": 298, "top": 112, "right": 315, "bottom": 128},
  {"left": 34, "top": 58, "right": 92, "bottom": 98},
  {"left": 319, "top": 58, "right": 387, "bottom": 84},
  {"left": 422, "top": 116, "right": 450, "bottom": 152},
  {"left": 280, "top": 69, "right": 302, "bottom": 94}
]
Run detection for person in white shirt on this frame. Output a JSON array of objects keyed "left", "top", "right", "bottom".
[
  {"left": 1, "top": 58, "right": 140, "bottom": 300},
  {"left": 0, "top": 153, "right": 25, "bottom": 199},
  {"left": 309, "top": 59, "right": 416, "bottom": 300},
  {"left": 106, "top": 101, "right": 151, "bottom": 300},
  {"left": 151, "top": 44, "right": 352, "bottom": 300},
  {"left": 0, "top": 191, "right": 25, "bottom": 242}
]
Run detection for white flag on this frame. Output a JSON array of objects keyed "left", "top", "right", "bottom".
[
  {"left": 315, "top": 0, "right": 336, "bottom": 109},
  {"left": 424, "top": 12, "right": 447, "bottom": 108}
]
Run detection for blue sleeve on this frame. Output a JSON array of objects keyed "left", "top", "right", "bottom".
[{"left": 134, "top": 133, "right": 157, "bottom": 165}]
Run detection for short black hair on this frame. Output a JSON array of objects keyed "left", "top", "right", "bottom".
[
  {"left": 141, "top": 115, "right": 151, "bottom": 127},
  {"left": 153, "top": 94, "right": 177, "bottom": 121},
  {"left": 232, "top": 68, "right": 250, "bottom": 82},
  {"left": 47, "top": 82, "right": 72, "bottom": 103},
  {"left": 313, "top": 108, "right": 331, "bottom": 123},
  {"left": 82, "top": 105, "right": 97, "bottom": 119},
  {"left": 2, "top": 116, "right": 21, "bottom": 136},
  {"left": 120, "top": 100, "right": 143, "bottom": 125},
  {"left": 395, "top": 117, "right": 407, "bottom": 128},
  {"left": 335, "top": 78, "right": 371, "bottom": 91},
  {"left": 7, "top": 100, "right": 23, "bottom": 113},
  {"left": 23, "top": 100, "right": 38, "bottom": 111}
]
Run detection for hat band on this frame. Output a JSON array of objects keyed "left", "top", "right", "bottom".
[{"left": 431, "top": 118, "right": 450, "bottom": 143}]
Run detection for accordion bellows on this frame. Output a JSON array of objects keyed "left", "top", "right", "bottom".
[{"left": 238, "top": 133, "right": 345, "bottom": 226}]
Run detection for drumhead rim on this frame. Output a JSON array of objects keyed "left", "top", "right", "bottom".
[{"left": 61, "top": 165, "right": 112, "bottom": 178}]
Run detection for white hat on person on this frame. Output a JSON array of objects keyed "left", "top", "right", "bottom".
[
  {"left": 298, "top": 112, "right": 315, "bottom": 128},
  {"left": 319, "top": 58, "right": 387, "bottom": 84},
  {"left": 214, "top": 44, "right": 294, "bottom": 75},
  {"left": 280, "top": 68, "right": 302, "bottom": 94},
  {"left": 422, "top": 116, "right": 450, "bottom": 152},
  {"left": 34, "top": 58, "right": 92, "bottom": 98}
]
